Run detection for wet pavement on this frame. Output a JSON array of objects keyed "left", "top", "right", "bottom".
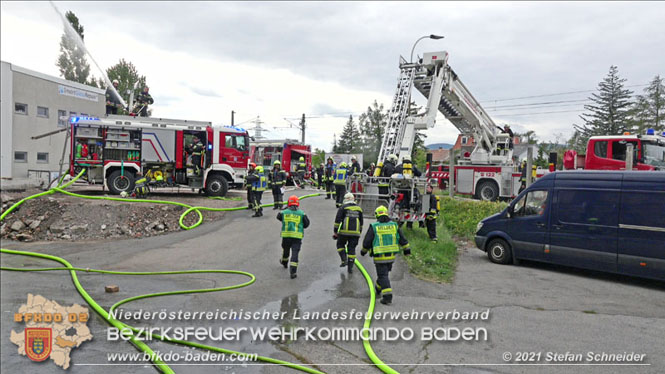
[{"left": 2, "top": 187, "right": 664, "bottom": 374}]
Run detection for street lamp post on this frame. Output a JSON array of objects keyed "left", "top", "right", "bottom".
[{"left": 410, "top": 34, "right": 444, "bottom": 63}]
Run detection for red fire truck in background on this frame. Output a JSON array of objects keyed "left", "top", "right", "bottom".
[
  {"left": 249, "top": 139, "right": 312, "bottom": 183},
  {"left": 69, "top": 115, "right": 251, "bottom": 196},
  {"left": 564, "top": 129, "right": 665, "bottom": 171}
]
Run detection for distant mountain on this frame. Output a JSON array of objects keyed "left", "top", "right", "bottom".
[{"left": 426, "top": 143, "right": 454, "bottom": 150}]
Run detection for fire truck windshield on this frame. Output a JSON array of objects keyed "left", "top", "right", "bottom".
[{"left": 643, "top": 142, "right": 665, "bottom": 168}]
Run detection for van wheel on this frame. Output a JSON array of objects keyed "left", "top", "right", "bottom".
[
  {"left": 487, "top": 238, "right": 512, "bottom": 264},
  {"left": 477, "top": 181, "right": 499, "bottom": 201},
  {"left": 205, "top": 175, "right": 228, "bottom": 197},
  {"left": 107, "top": 170, "right": 135, "bottom": 195}
]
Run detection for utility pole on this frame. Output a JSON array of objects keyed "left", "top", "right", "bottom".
[
  {"left": 299, "top": 113, "right": 306, "bottom": 144},
  {"left": 231, "top": 110, "right": 235, "bottom": 126}
]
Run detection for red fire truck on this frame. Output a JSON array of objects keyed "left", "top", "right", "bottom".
[
  {"left": 249, "top": 139, "right": 312, "bottom": 183},
  {"left": 69, "top": 115, "right": 251, "bottom": 196},
  {"left": 564, "top": 130, "right": 665, "bottom": 171}
]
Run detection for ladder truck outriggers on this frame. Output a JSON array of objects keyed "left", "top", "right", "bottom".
[
  {"left": 349, "top": 51, "right": 520, "bottom": 222},
  {"left": 69, "top": 115, "right": 251, "bottom": 196}
]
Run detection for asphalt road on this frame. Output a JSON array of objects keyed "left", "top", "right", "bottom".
[{"left": 1, "top": 188, "right": 664, "bottom": 374}]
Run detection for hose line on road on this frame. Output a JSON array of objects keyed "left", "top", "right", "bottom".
[
  {"left": 354, "top": 260, "right": 400, "bottom": 374},
  {"left": 0, "top": 248, "right": 324, "bottom": 374},
  {"left": 1, "top": 169, "right": 399, "bottom": 373}
]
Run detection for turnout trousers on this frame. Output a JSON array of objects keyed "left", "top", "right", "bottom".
[{"left": 281, "top": 237, "right": 302, "bottom": 275}]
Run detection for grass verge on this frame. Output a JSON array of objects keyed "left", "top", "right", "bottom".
[
  {"left": 403, "top": 217, "right": 457, "bottom": 283},
  {"left": 439, "top": 196, "right": 508, "bottom": 239}
]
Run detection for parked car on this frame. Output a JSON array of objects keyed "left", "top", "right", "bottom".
[{"left": 475, "top": 171, "right": 665, "bottom": 281}]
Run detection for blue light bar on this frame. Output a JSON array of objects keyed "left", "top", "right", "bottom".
[
  {"left": 223, "top": 125, "right": 247, "bottom": 133},
  {"left": 208, "top": 144, "right": 213, "bottom": 150},
  {"left": 646, "top": 128, "right": 655, "bottom": 135},
  {"left": 70, "top": 116, "right": 100, "bottom": 123}
]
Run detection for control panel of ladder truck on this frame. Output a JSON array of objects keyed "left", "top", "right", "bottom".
[
  {"left": 349, "top": 50, "right": 544, "bottom": 223},
  {"left": 68, "top": 115, "right": 251, "bottom": 196}
]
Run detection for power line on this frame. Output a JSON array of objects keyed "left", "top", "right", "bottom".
[
  {"left": 486, "top": 98, "right": 590, "bottom": 109},
  {"left": 492, "top": 109, "right": 585, "bottom": 117},
  {"left": 480, "top": 83, "right": 649, "bottom": 103}
]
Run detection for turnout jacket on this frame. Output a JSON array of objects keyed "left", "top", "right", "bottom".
[
  {"left": 362, "top": 216, "right": 410, "bottom": 263},
  {"left": 269, "top": 168, "right": 287, "bottom": 187},
  {"left": 334, "top": 202, "right": 364, "bottom": 236},
  {"left": 277, "top": 207, "right": 311, "bottom": 239}
]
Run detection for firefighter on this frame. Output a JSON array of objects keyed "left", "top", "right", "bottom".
[
  {"left": 333, "top": 162, "right": 348, "bottom": 207},
  {"left": 316, "top": 163, "right": 324, "bottom": 190},
  {"left": 247, "top": 165, "right": 267, "bottom": 217},
  {"left": 324, "top": 157, "right": 335, "bottom": 199},
  {"left": 349, "top": 156, "right": 362, "bottom": 176},
  {"left": 186, "top": 135, "right": 204, "bottom": 176},
  {"left": 379, "top": 155, "right": 397, "bottom": 201},
  {"left": 296, "top": 156, "right": 306, "bottom": 188},
  {"left": 424, "top": 183, "right": 440, "bottom": 242},
  {"left": 276, "top": 195, "right": 311, "bottom": 279},
  {"left": 333, "top": 193, "right": 363, "bottom": 273},
  {"left": 134, "top": 86, "right": 154, "bottom": 117},
  {"left": 133, "top": 173, "right": 151, "bottom": 198},
  {"left": 394, "top": 156, "right": 422, "bottom": 177},
  {"left": 361, "top": 206, "right": 411, "bottom": 305},
  {"left": 368, "top": 162, "right": 376, "bottom": 177},
  {"left": 244, "top": 162, "right": 257, "bottom": 209},
  {"left": 105, "top": 79, "right": 123, "bottom": 115},
  {"left": 518, "top": 160, "right": 527, "bottom": 194},
  {"left": 270, "top": 160, "right": 287, "bottom": 209}
]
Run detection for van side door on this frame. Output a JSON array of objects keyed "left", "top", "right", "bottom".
[
  {"left": 509, "top": 189, "right": 551, "bottom": 262},
  {"left": 617, "top": 175, "right": 665, "bottom": 280},
  {"left": 550, "top": 188, "right": 620, "bottom": 272}
]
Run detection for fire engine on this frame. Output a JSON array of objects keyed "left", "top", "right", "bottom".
[
  {"left": 563, "top": 129, "right": 665, "bottom": 171},
  {"left": 249, "top": 139, "right": 312, "bottom": 183},
  {"left": 69, "top": 115, "right": 251, "bottom": 196}
]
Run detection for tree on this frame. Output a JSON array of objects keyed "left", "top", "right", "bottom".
[
  {"left": 312, "top": 148, "right": 326, "bottom": 167},
  {"left": 56, "top": 11, "right": 97, "bottom": 86},
  {"left": 574, "top": 66, "right": 633, "bottom": 142},
  {"left": 630, "top": 75, "right": 665, "bottom": 133},
  {"left": 358, "top": 101, "right": 387, "bottom": 167},
  {"left": 104, "top": 59, "right": 148, "bottom": 112},
  {"left": 337, "top": 115, "right": 361, "bottom": 153},
  {"left": 331, "top": 134, "right": 339, "bottom": 153},
  {"left": 412, "top": 131, "right": 428, "bottom": 169}
]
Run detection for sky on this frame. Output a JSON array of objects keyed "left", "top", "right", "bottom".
[{"left": 2, "top": 1, "right": 664, "bottom": 152}]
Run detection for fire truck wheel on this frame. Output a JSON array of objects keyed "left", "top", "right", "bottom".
[
  {"left": 107, "top": 170, "right": 135, "bottom": 195},
  {"left": 477, "top": 181, "right": 499, "bottom": 202},
  {"left": 205, "top": 175, "right": 228, "bottom": 197},
  {"left": 487, "top": 238, "right": 512, "bottom": 264}
]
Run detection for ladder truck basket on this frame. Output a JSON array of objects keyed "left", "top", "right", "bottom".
[{"left": 346, "top": 174, "right": 391, "bottom": 218}]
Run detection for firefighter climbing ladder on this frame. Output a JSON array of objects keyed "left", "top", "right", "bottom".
[{"left": 377, "top": 57, "right": 417, "bottom": 163}]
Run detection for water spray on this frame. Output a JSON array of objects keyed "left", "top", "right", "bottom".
[{"left": 49, "top": 1, "right": 127, "bottom": 108}]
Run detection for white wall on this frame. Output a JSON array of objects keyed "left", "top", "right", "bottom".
[{"left": 1, "top": 61, "right": 13, "bottom": 178}]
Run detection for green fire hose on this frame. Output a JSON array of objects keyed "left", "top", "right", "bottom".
[{"left": 0, "top": 169, "right": 399, "bottom": 373}]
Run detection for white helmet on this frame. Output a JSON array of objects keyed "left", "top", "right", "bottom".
[
  {"left": 343, "top": 192, "right": 355, "bottom": 204},
  {"left": 112, "top": 79, "right": 119, "bottom": 85}
]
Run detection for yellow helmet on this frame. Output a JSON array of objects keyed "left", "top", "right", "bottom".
[
  {"left": 273, "top": 160, "right": 281, "bottom": 165},
  {"left": 374, "top": 205, "right": 389, "bottom": 218},
  {"left": 256, "top": 166, "right": 264, "bottom": 173}
]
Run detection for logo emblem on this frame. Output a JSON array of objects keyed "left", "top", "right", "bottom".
[{"left": 25, "top": 328, "right": 52, "bottom": 362}]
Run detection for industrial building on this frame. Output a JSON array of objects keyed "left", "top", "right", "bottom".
[{"left": 1, "top": 61, "right": 105, "bottom": 182}]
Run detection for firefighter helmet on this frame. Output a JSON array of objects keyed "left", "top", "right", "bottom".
[
  {"left": 340, "top": 162, "right": 348, "bottom": 168},
  {"left": 256, "top": 166, "right": 264, "bottom": 173},
  {"left": 374, "top": 205, "right": 389, "bottom": 218},
  {"left": 403, "top": 155, "right": 411, "bottom": 163},
  {"left": 343, "top": 192, "right": 355, "bottom": 203},
  {"left": 249, "top": 162, "right": 257, "bottom": 169},
  {"left": 112, "top": 79, "right": 119, "bottom": 85},
  {"left": 299, "top": 156, "right": 304, "bottom": 162},
  {"left": 273, "top": 160, "right": 281, "bottom": 165},
  {"left": 287, "top": 195, "right": 300, "bottom": 207}
]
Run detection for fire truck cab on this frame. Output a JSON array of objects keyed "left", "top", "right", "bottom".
[
  {"left": 70, "top": 115, "right": 250, "bottom": 196},
  {"left": 249, "top": 139, "right": 312, "bottom": 182}
]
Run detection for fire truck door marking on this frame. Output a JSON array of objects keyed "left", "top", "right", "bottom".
[{"left": 143, "top": 132, "right": 171, "bottom": 161}]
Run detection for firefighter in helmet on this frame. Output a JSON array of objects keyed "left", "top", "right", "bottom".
[
  {"left": 247, "top": 165, "right": 267, "bottom": 217},
  {"left": 134, "top": 85, "right": 154, "bottom": 117},
  {"left": 269, "top": 160, "right": 287, "bottom": 209},
  {"left": 105, "top": 79, "right": 123, "bottom": 115},
  {"left": 333, "top": 162, "right": 349, "bottom": 207},
  {"left": 276, "top": 195, "right": 311, "bottom": 279},
  {"left": 245, "top": 162, "right": 257, "bottom": 208},
  {"left": 349, "top": 155, "right": 362, "bottom": 176},
  {"left": 316, "top": 163, "right": 325, "bottom": 190},
  {"left": 324, "top": 157, "right": 335, "bottom": 199},
  {"left": 361, "top": 205, "right": 411, "bottom": 305},
  {"left": 296, "top": 156, "right": 306, "bottom": 188},
  {"left": 333, "top": 193, "right": 363, "bottom": 273},
  {"left": 187, "top": 135, "right": 204, "bottom": 176}
]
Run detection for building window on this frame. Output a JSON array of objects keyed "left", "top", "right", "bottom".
[
  {"left": 461, "top": 136, "right": 468, "bottom": 145},
  {"left": 15, "top": 103, "right": 28, "bottom": 115},
  {"left": 37, "top": 153, "right": 49, "bottom": 164},
  {"left": 58, "top": 110, "right": 67, "bottom": 128},
  {"left": 14, "top": 151, "right": 28, "bottom": 163},
  {"left": 37, "top": 106, "right": 49, "bottom": 118}
]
